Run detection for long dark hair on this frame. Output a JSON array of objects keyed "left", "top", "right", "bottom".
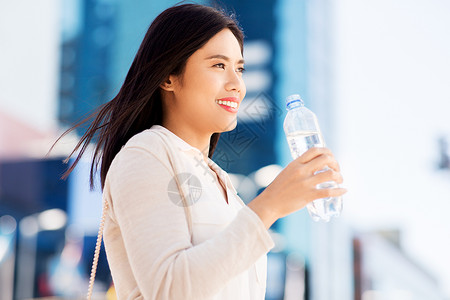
[{"left": 53, "top": 4, "right": 244, "bottom": 189}]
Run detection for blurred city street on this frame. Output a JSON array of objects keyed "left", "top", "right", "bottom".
[{"left": 1, "top": 0, "right": 450, "bottom": 299}]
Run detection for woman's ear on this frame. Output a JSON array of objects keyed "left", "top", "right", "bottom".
[{"left": 160, "top": 75, "right": 176, "bottom": 91}]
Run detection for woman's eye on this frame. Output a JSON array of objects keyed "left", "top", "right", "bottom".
[{"left": 212, "top": 63, "right": 245, "bottom": 73}]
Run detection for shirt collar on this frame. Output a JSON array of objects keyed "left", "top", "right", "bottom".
[
  {"left": 207, "top": 157, "right": 238, "bottom": 194},
  {"left": 150, "top": 125, "right": 202, "bottom": 154},
  {"left": 150, "top": 125, "right": 237, "bottom": 194}
]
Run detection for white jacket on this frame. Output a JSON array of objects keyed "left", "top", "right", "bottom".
[{"left": 103, "top": 125, "right": 275, "bottom": 299}]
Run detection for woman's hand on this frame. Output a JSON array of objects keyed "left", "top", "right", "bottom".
[{"left": 247, "top": 147, "right": 347, "bottom": 229}]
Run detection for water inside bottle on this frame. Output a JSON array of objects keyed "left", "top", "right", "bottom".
[
  {"left": 286, "top": 130, "right": 324, "bottom": 158},
  {"left": 285, "top": 130, "right": 342, "bottom": 222}
]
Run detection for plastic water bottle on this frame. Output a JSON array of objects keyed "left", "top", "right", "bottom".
[{"left": 283, "top": 94, "right": 342, "bottom": 222}]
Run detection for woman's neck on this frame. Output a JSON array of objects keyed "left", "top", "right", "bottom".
[{"left": 161, "top": 121, "right": 211, "bottom": 161}]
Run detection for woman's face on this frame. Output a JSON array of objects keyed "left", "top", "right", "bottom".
[{"left": 165, "top": 28, "right": 246, "bottom": 135}]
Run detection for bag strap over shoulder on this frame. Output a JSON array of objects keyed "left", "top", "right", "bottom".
[{"left": 87, "top": 198, "right": 108, "bottom": 300}]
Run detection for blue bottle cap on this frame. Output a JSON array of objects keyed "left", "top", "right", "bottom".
[{"left": 286, "top": 94, "right": 304, "bottom": 108}]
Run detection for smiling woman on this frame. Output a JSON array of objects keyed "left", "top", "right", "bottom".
[{"left": 52, "top": 3, "right": 346, "bottom": 300}]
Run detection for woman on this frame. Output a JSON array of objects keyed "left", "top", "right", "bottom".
[{"left": 58, "top": 3, "right": 346, "bottom": 299}]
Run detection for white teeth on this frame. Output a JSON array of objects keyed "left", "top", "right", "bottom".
[{"left": 216, "top": 100, "right": 238, "bottom": 109}]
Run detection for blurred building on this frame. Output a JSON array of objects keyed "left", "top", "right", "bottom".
[
  {"left": 59, "top": 0, "right": 116, "bottom": 127},
  {"left": 353, "top": 232, "right": 443, "bottom": 300}
]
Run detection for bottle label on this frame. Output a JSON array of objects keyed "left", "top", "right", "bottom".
[{"left": 286, "top": 130, "right": 324, "bottom": 159}]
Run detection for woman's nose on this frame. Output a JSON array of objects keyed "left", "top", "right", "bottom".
[{"left": 224, "top": 70, "right": 244, "bottom": 93}]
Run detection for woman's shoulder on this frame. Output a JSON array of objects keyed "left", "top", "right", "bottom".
[
  {"left": 109, "top": 128, "right": 172, "bottom": 173},
  {"left": 123, "top": 128, "right": 167, "bottom": 154},
  {"left": 103, "top": 128, "right": 177, "bottom": 208}
]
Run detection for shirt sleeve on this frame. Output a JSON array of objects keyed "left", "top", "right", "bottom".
[{"left": 106, "top": 146, "right": 275, "bottom": 299}]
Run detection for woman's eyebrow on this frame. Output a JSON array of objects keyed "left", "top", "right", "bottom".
[{"left": 205, "top": 54, "right": 245, "bottom": 64}]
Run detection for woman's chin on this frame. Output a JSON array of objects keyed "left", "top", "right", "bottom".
[{"left": 216, "top": 118, "right": 237, "bottom": 133}]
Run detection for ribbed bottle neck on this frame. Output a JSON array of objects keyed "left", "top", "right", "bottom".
[
  {"left": 286, "top": 99, "right": 304, "bottom": 110},
  {"left": 285, "top": 94, "right": 305, "bottom": 110}
]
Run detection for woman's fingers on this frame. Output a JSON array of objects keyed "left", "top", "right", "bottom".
[
  {"left": 314, "top": 187, "right": 347, "bottom": 199},
  {"left": 251, "top": 146, "right": 347, "bottom": 223},
  {"left": 309, "top": 168, "right": 344, "bottom": 185},
  {"left": 304, "top": 152, "right": 340, "bottom": 174},
  {"left": 295, "top": 147, "right": 333, "bottom": 164}
]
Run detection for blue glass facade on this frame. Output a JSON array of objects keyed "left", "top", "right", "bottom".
[
  {"left": 0, "top": 159, "right": 68, "bottom": 218},
  {"left": 59, "top": 0, "right": 116, "bottom": 130},
  {"left": 212, "top": 0, "right": 279, "bottom": 175}
]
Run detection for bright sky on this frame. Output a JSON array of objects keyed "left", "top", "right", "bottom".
[
  {"left": 0, "top": 0, "right": 60, "bottom": 131},
  {"left": 333, "top": 0, "right": 450, "bottom": 296}
]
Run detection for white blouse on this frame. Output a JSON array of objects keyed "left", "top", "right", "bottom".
[{"left": 103, "top": 125, "right": 275, "bottom": 299}]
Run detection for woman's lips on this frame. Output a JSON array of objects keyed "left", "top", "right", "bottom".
[{"left": 216, "top": 97, "right": 239, "bottom": 113}]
